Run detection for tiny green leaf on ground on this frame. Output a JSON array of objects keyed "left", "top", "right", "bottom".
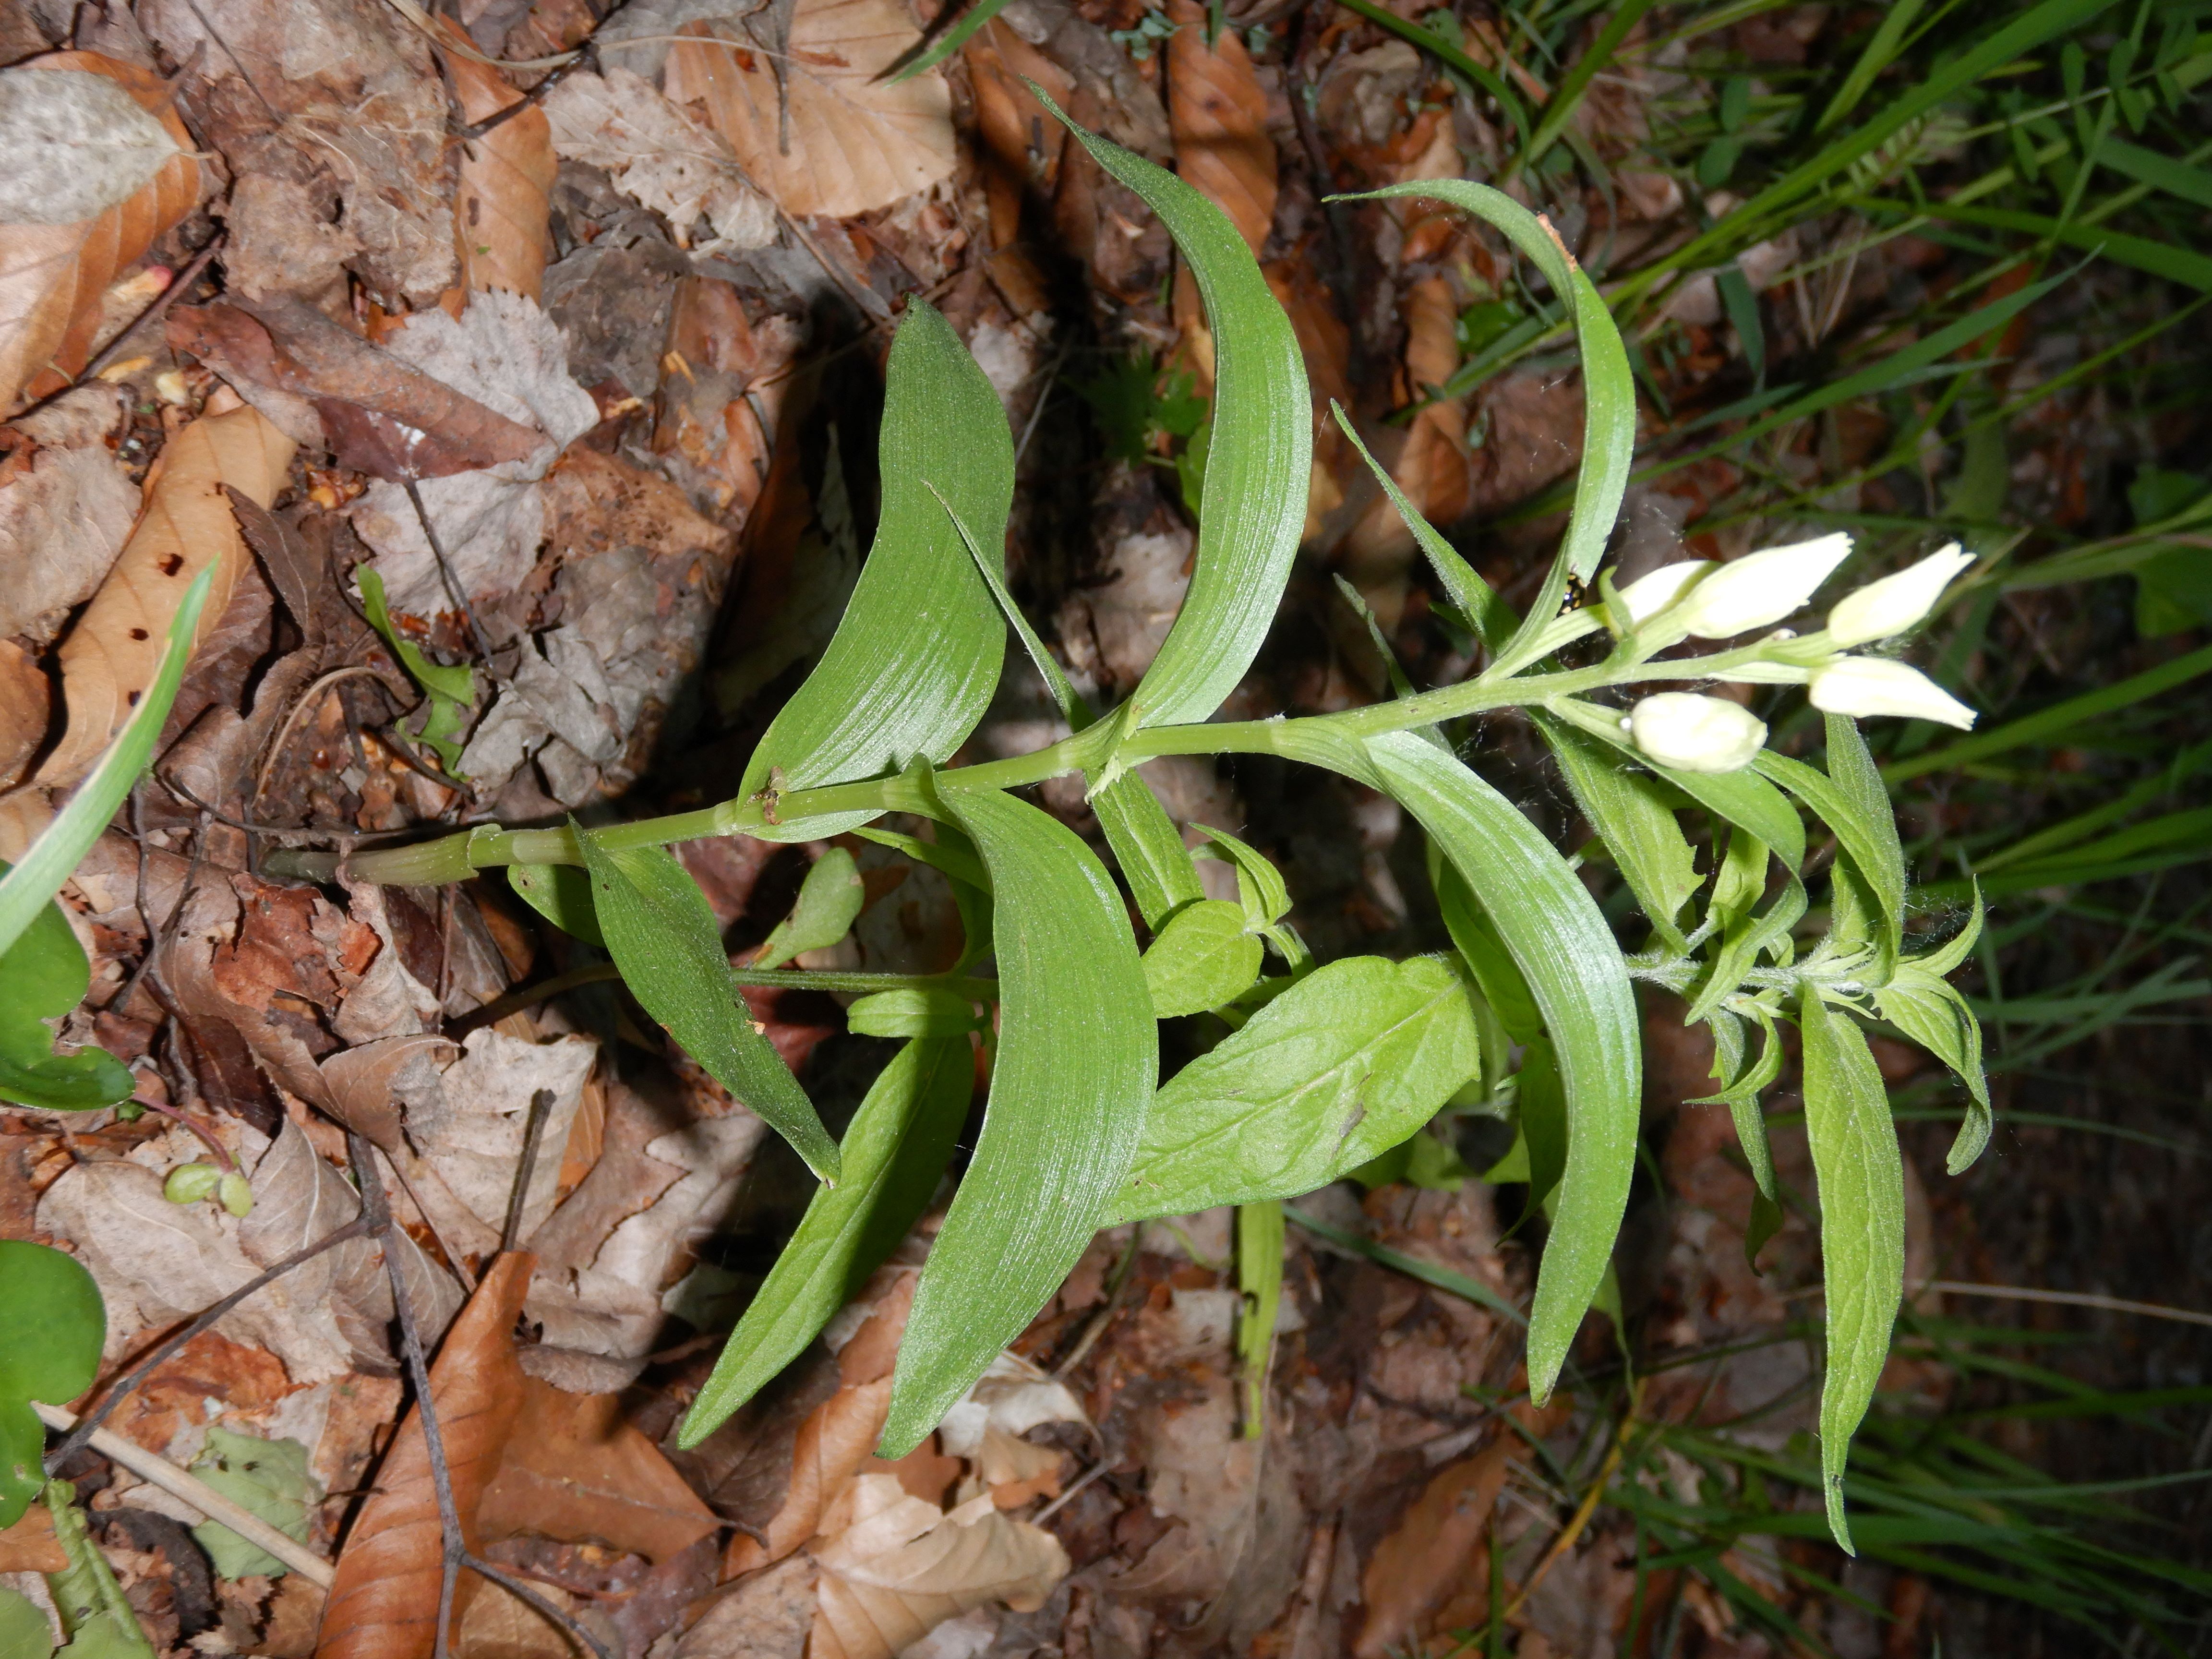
[{"left": 188, "top": 1429, "right": 320, "bottom": 1579}]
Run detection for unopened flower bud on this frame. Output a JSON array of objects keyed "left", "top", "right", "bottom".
[
  {"left": 1826, "top": 543, "right": 1973, "bottom": 647},
  {"left": 1669, "top": 532, "right": 1854, "bottom": 638},
  {"left": 1629, "top": 693, "right": 1769, "bottom": 773},
  {"left": 1809, "top": 657, "right": 1976, "bottom": 728},
  {"left": 1614, "top": 560, "right": 1713, "bottom": 624},
  {"left": 163, "top": 1163, "right": 220, "bottom": 1204}
]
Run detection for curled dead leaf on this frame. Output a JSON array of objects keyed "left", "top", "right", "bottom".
[
  {"left": 662, "top": 0, "right": 955, "bottom": 221},
  {"left": 37, "top": 401, "right": 295, "bottom": 788},
  {"left": 319, "top": 1034, "right": 457, "bottom": 1154},
  {"left": 315, "top": 1252, "right": 536, "bottom": 1659},
  {"left": 0, "top": 51, "right": 201, "bottom": 412},
  {"left": 1165, "top": 0, "right": 1276, "bottom": 257},
  {"left": 540, "top": 67, "right": 775, "bottom": 257}
]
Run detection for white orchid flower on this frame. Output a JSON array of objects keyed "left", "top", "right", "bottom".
[
  {"left": 1809, "top": 657, "right": 1977, "bottom": 728},
  {"left": 1668, "top": 532, "right": 1854, "bottom": 639},
  {"left": 1628, "top": 693, "right": 1769, "bottom": 773},
  {"left": 1826, "top": 543, "right": 1974, "bottom": 647},
  {"left": 1613, "top": 560, "right": 1715, "bottom": 625}
]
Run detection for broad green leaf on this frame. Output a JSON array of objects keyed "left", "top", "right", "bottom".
[
  {"left": 1345, "top": 183, "right": 1633, "bottom": 673},
  {"left": 44, "top": 1481, "right": 154, "bottom": 1659},
  {"left": 1112, "top": 955, "right": 1479, "bottom": 1222},
  {"left": 1346, "top": 731, "right": 1640, "bottom": 1402},
  {"left": 1534, "top": 713, "right": 1702, "bottom": 950},
  {"left": 506, "top": 863, "right": 603, "bottom": 946},
  {"left": 1799, "top": 989, "right": 1906, "bottom": 1556},
  {"left": 1236, "top": 1201, "right": 1284, "bottom": 1437},
  {"left": 846, "top": 986, "right": 985, "bottom": 1039},
  {"left": 0, "top": 566, "right": 212, "bottom": 966},
  {"left": 574, "top": 829, "right": 838, "bottom": 1182},
  {"left": 1433, "top": 854, "right": 1541, "bottom": 1044},
  {"left": 741, "top": 300, "right": 1012, "bottom": 838},
  {"left": 187, "top": 1430, "right": 318, "bottom": 1579},
  {"left": 1693, "top": 1009, "right": 1788, "bottom": 1264},
  {"left": 0, "top": 875, "right": 133, "bottom": 1113},
  {"left": 679, "top": 1037, "right": 971, "bottom": 1444},
  {"left": 1544, "top": 697, "right": 1806, "bottom": 869},
  {"left": 751, "top": 849, "right": 866, "bottom": 971},
  {"left": 1094, "top": 776, "right": 1205, "bottom": 932},
  {"left": 1515, "top": 1035, "right": 1567, "bottom": 1211},
  {"left": 0, "top": 1244, "right": 104, "bottom": 1527},
  {"left": 1036, "top": 89, "right": 1310, "bottom": 730},
  {"left": 1142, "top": 899, "right": 1263, "bottom": 1017},
  {"left": 0, "top": 1587, "right": 51, "bottom": 1659},
  {"left": 357, "top": 566, "right": 472, "bottom": 772},
  {"left": 883, "top": 787, "right": 1154, "bottom": 1455}
]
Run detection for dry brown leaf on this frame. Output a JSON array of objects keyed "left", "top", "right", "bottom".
[
  {"left": 36, "top": 400, "right": 294, "bottom": 787},
  {"left": 540, "top": 67, "right": 775, "bottom": 256},
  {"left": 319, "top": 1034, "right": 455, "bottom": 1154},
  {"left": 724, "top": 1376, "right": 894, "bottom": 1578},
  {"left": 1166, "top": 0, "right": 1276, "bottom": 257},
  {"left": 963, "top": 20, "right": 1072, "bottom": 251},
  {"left": 432, "top": 19, "right": 556, "bottom": 301},
  {"left": 475, "top": 1378, "right": 721, "bottom": 1562},
  {"left": 315, "top": 1252, "right": 537, "bottom": 1659},
  {"left": 0, "top": 51, "right": 201, "bottom": 411},
  {"left": 0, "top": 639, "right": 46, "bottom": 788},
  {"left": 650, "top": 276, "right": 802, "bottom": 520},
  {"left": 662, "top": 0, "right": 955, "bottom": 220},
  {"left": 0, "top": 1503, "right": 68, "bottom": 1574},
  {"left": 0, "top": 383, "right": 138, "bottom": 645},
  {"left": 808, "top": 1478, "right": 1070, "bottom": 1659}
]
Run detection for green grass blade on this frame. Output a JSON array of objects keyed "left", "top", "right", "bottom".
[
  {"left": 575, "top": 830, "right": 839, "bottom": 1181},
  {"left": 1520, "top": 0, "right": 1659, "bottom": 166},
  {"left": 1799, "top": 990, "right": 1907, "bottom": 1555},
  {"left": 884, "top": 786, "right": 1155, "bottom": 1454},
  {"left": 1815, "top": 0, "right": 1928, "bottom": 132},
  {"left": 1034, "top": 87, "right": 1310, "bottom": 731},
  {"left": 741, "top": 299, "right": 1012, "bottom": 835},
  {"left": 1284, "top": 1203, "right": 1526, "bottom": 1325},
  {"left": 1331, "top": 404, "right": 1515, "bottom": 648},
  {"left": 885, "top": 0, "right": 1010, "bottom": 83},
  {"left": 677, "top": 1037, "right": 971, "bottom": 1445}
]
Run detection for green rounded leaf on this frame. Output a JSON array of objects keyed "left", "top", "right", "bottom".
[
  {"left": 1142, "top": 900, "right": 1264, "bottom": 1017},
  {"left": 0, "top": 885, "right": 132, "bottom": 1113},
  {"left": 740, "top": 299, "right": 1013, "bottom": 838},
  {"left": 882, "top": 787, "right": 1155, "bottom": 1455},
  {"left": 163, "top": 1164, "right": 222, "bottom": 1205},
  {"left": 0, "top": 1587, "right": 52, "bottom": 1659},
  {"left": 0, "top": 1243, "right": 105, "bottom": 1527},
  {"left": 846, "top": 986, "right": 985, "bottom": 1039}
]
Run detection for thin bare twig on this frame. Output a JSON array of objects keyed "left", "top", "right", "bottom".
[
  {"left": 77, "top": 235, "right": 224, "bottom": 386},
  {"left": 401, "top": 478, "right": 498, "bottom": 669},
  {"left": 1919, "top": 1280, "right": 2212, "bottom": 1331},
  {"left": 501, "top": 1089, "right": 554, "bottom": 1254},
  {"left": 45, "top": 1216, "right": 376, "bottom": 1471}
]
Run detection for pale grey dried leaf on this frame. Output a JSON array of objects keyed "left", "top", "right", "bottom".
[{"left": 0, "top": 66, "right": 180, "bottom": 224}]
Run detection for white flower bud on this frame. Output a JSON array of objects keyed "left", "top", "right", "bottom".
[
  {"left": 1614, "top": 560, "right": 1713, "bottom": 624},
  {"left": 1808, "top": 657, "right": 1977, "bottom": 728},
  {"left": 1669, "top": 532, "right": 1854, "bottom": 638},
  {"left": 1628, "top": 693, "right": 1769, "bottom": 773},
  {"left": 1825, "top": 542, "right": 1973, "bottom": 646}
]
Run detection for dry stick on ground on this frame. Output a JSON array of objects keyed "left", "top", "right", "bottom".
[
  {"left": 350, "top": 1134, "right": 615, "bottom": 1659},
  {"left": 401, "top": 480, "right": 499, "bottom": 670},
  {"left": 45, "top": 1216, "right": 377, "bottom": 1471}
]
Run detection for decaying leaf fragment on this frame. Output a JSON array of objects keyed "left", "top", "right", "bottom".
[
  {"left": 0, "top": 51, "right": 201, "bottom": 411},
  {"left": 661, "top": 0, "right": 956, "bottom": 220},
  {"left": 431, "top": 19, "right": 556, "bottom": 301},
  {"left": 36, "top": 400, "right": 295, "bottom": 788},
  {"left": 540, "top": 67, "right": 775, "bottom": 256}
]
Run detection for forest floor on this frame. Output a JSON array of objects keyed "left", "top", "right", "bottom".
[{"left": 1, "top": 0, "right": 2209, "bottom": 1656}]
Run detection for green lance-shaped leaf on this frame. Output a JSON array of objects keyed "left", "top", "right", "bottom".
[
  {"left": 751, "top": 848, "right": 866, "bottom": 971},
  {"left": 1798, "top": 988, "right": 1906, "bottom": 1555},
  {"left": 0, "top": 1242, "right": 105, "bottom": 1526},
  {"left": 1757, "top": 718, "right": 1905, "bottom": 974},
  {"left": 1693, "top": 1008, "right": 1788, "bottom": 1264},
  {"left": 1333, "top": 408, "right": 1515, "bottom": 650},
  {"left": 1343, "top": 182, "right": 1634, "bottom": 675},
  {"left": 1432, "top": 852, "right": 1541, "bottom": 1044},
  {"left": 0, "top": 874, "right": 134, "bottom": 1113},
  {"left": 1515, "top": 1034, "right": 1568, "bottom": 1212},
  {"left": 357, "top": 566, "right": 473, "bottom": 773},
  {"left": 1142, "top": 899, "right": 1264, "bottom": 1018},
  {"left": 506, "top": 863, "right": 603, "bottom": 946},
  {"left": 882, "top": 787, "right": 1155, "bottom": 1455},
  {"left": 1876, "top": 888, "right": 1991, "bottom": 1174},
  {"left": 1034, "top": 87, "right": 1310, "bottom": 731},
  {"left": 45, "top": 1481, "right": 154, "bottom": 1659},
  {"left": 1112, "top": 955, "right": 1479, "bottom": 1222},
  {"left": 574, "top": 830, "right": 839, "bottom": 1182},
  {"left": 846, "top": 986, "right": 986, "bottom": 1039},
  {"left": 1345, "top": 730, "right": 1641, "bottom": 1402},
  {"left": 741, "top": 299, "right": 1012, "bottom": 839},
  {"left": 1190, "top": 824, "right": 1308, "bottom": 967},
  {"left": 0, "top": 566, "right": 212, "bottom": 966},
  {"left": 1533, "top": 712, "right": 1702, "bottom": 950},
  {"left": 679, "top": 1037, "right": 972, "bottom": 1445}
]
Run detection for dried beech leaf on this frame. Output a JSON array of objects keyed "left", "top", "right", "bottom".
[
  {"left": 321, "top": 1035, "right": 457, "bottom": 1152},
  {"left": 433, "top": 20, "right": 556, "bottom": 300},
  {"left": 315, "top": 1252, "right": 536, "bottom": 1659},
  {"left": 0, "top": 385, "right": 140, "bottom": 647},
  {"left": 0, "top": 52, "right": 200, "bottom": 411},
  {"left": 809, "top": 1479, "right": 1070, "bottom": 1659},
  {"left": 723, "top": 1376, "right": 893, "bottom": 1577},
  {"left": 662, "top": 0, "right": 956, "bottom": 220},
  {"left": 540, "top": 68, "right": 775, "bottom": 256},
  {"left": 0, "top": 66, "right": 180, "bottom": 224},
  {"left": 1164, "top": 0, "right": 1276, "bottom": 256},
  {"left": 475, "top": 1378, "right": 720, "bottom": 1563},
  {"left": 36, "top": 402, "right": 295, "bottom": 788},
  {"left": 0, "top": 642, "right": 46, "bottom": 790}
]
